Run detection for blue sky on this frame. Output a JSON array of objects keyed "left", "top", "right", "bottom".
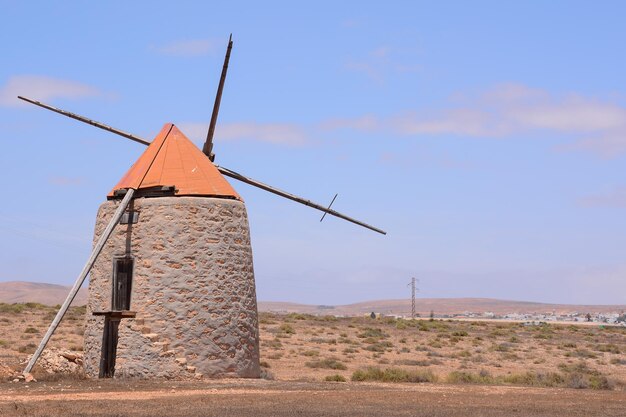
[{"left": 1, "top": 1, "right": 625, "bottom": 305}]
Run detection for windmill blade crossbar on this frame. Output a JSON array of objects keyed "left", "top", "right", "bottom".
[{"left": 18, "top": 95, "right": 386, "bottom": 235}]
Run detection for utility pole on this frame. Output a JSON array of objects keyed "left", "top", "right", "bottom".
[{"left": 408, "top": 277, "right": 419, "bottom": 319}]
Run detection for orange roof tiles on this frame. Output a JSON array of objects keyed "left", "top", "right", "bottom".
[{"left": 108, "top": 123, "right": 241, "bottom": 200}]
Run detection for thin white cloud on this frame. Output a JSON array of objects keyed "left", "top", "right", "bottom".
[
  {"left": 151, "top": 39, "right": 218, "bottom": 57},
  {"left": 174, "top": 83, "right": 626, "bottom": 158},
  {"left": 392, "top": 108, "right": 511, "bottom": 137},
  {"left": 319, "top": 83, "right": 626, "bottom": 158},
  {"left": 559, "top": 134, "right": 626, "bottom": 158},
  {"left": 177, "top": 121, "right": 309, "bottom": 146},
  {"left": 0, "top": 75, "right": 103, "bottom": 107},
  {"left": 507, "top": 97, "right": 626, "bottom": 132},
  {"left": 394, "top": 84, "right": 626, "bottom": 138},
  {"left": 579, "top": 186, "right": 626, "bottom": 208},
  {"left": 344, "top": 46, "right": 422, "bottom": 83},
  {"left": 318, "top": 115, "right": 379, "bottom": 131},
  {"left": 48, "top": 176, "right": 85, "bottom": 186}
]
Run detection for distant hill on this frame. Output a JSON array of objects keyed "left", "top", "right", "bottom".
[
  {"left": 0, "top": 281, "right": 87, "bottom": 306},
  {"left": 259, "top": 298, "right": 626, "bottom": 316},
  {"left": 0, "top": 281, "right": 623, "bottom": 315}
]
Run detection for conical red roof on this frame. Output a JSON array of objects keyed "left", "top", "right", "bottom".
[{"left": 108, "top": 123, "right": 241, "bottom": 200}]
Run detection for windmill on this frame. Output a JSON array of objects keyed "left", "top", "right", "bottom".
[{"left": 21, "top": 35, "right": 385, "bottom": 379}]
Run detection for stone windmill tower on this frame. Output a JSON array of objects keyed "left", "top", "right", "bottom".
[
  {"left": 21, "top": 36, "right": 385, "bottom": 379},
  {"left": 84, "top": 123, "right": 259, "bottom": 378}
]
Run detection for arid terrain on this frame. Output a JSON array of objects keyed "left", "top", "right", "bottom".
[
  {"left": 0, "top": 282, "right": 87, "bottom": 306},
  {"left": 2, "top": 281, "right": 623, "bottom": 317},
  {"left": 259, "top": 299, "right": 626, "bottom": 316},
  {"left": 0, "top": 303, "right": 624, "bottom": 416}
]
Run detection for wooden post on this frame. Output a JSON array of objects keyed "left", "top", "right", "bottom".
[{"left": 23, "top": 188, "right": 136, "bottom": 375}]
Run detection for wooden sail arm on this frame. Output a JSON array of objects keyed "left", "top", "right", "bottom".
[
  {"left": 17, "top": 96, "right": 386, "bottom": 235},
  {"left": 202, "top": 34, "right": 233, "bottom": 161},
  {"left": 215, "top": 166, "right": 386, "bottom": 235}
]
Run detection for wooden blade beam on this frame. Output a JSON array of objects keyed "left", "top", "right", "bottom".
[
  {"left": 202, "top": 34, "right": 233, "bottom": 161},
  {"left": 18, "top": 96, "right": 386, "bottom": 235},
  {"left": 17, "top": 96, "right": 150, "bottom": 146},
  {"left": 215, "top": 166, "right": 386, "bottom": 235}
]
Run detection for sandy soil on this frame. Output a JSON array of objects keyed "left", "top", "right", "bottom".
[{"left": 1, "top": 379, "right": 625, "bottom": 417}]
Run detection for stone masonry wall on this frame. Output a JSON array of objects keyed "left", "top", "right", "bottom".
[{"left": 84, "top": 196, "right": 260, "bottom": 379}]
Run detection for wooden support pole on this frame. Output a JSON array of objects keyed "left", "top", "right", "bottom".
[{"left": 23, "top": 188, "right": 136, "bottom": 375}]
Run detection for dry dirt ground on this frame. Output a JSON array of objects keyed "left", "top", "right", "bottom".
[
  {"left": 1, "top": 379, "right": 626, "bottom": 417},
  {"left": 0, "top": 305, "right": 625, "bottom": 416}
]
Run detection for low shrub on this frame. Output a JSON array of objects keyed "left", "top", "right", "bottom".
[
  {"left": 396, "top": 320, "right": 409, "bottom": 330},
  {"left": 279, "top": 323, "right": 295, "bottom": 334},
  {"left": 393, "top": 359, "right": 432, "bottom": 367},
  {"left": 325, "top": 374, "right": 347, "bottom": 382},
  {"left": 364, "top": 341, "right": 393, "bottom": 352},
  {"left": 17, "top": 343, "right": 36, "bottom": 353},
  {"left": 444, "top": 363, "right": 613, "bottom": 390},
  {"left": 0, "top": 303, "right": 25, "bottom": 314},
  {"left": 305, "top": 358, "right": 347, "bottom": 370},
  {"left": 24, "top": 302, "right": 48, "bottom": 309},
  {"left": 571, "top": 349, "right": 597, "bottom": 359},
  {"left": 286, "top": 313, "right": 311, "bottom": 321},
  {"left": 266, "top": 338, "right": 282, "bottom": 349},
  {"left": 502, "top": 371, "right": 564, "bottom": 387},
  {"left": 558, "top": 362, "right": 613, "bottom": 390},
  {"left": 357, "top": 328, "right": 387, "bottom": 339},
  {"left": 310, "top": 337, "right": 337, "bottom": 345},
  {"left": 352, "top": 367, "right": 436, "bottom": 383},
  {"left": 446, "top": 370, "right": 495, "bottom": 384},
  {"left": 596, "top": 344, "right": 620, "bottom": 354},
  {"left": 493, "top": 343, "right": 513, "bottom": 352}
]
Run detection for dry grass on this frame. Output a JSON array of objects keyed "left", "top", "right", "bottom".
[
  {"left": 258, "top": 312, "right": 626, "bottom": 390},
  {"left": 0, "top": 304, "right": 624, "bottom": 392},
  {"left": 0, "top": 303, "right": 84, "bottom": 378},
  {"left": 351, "top": 367, "right": 437, "bottom": 383}
]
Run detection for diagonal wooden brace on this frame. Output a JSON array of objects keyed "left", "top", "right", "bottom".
[{"left": 23, "top": 188, "right": 136, "bottom": 375}]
